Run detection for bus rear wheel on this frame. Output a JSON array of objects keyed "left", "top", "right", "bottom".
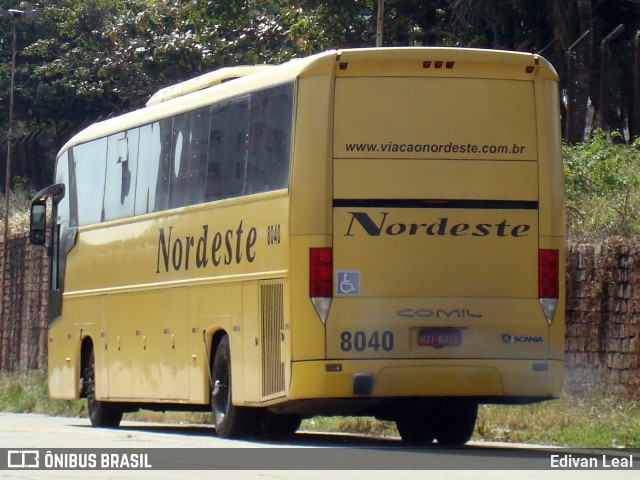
[
  {"left": 395, "top": 398, "right": 478, "bottom": 446},
  {"left": 84, "top": 349, "right": 123, "bottom": 428},
  {"left": 211, "top": 336, "right": 258, "bottom": 439},
  {"left": 395, "top": 413, "right": 437, "bottom": 445},
  {"left": 434, "top": 400, "right": 478, "bottom": 446}
]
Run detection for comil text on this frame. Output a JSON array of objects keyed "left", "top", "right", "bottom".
[
  {"left": 156, "top": 222, "right": 257, "bottom": 273},
  {"left": 344, "top": 212, "right": 531, "bottom": 238}
]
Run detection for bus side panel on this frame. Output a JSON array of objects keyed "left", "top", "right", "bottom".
[
  {"left": 186, "top": 282, "right": 243, "bottom": 404},
  {"left": 106, "top": 289, "right": 188, "bottom": 401},
  {"left": 48, "top": 295, "right": 105, "bottom": 400},
  {"left": 289, "top": 75, "right": 334, "bottom": 363},
  {"left": 60, "top": 196, "right": 289, "bottom": 404}
]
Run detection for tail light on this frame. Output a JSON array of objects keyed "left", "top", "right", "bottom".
[
  {"left": 310, "top": 248, "right": 333, "bottom": 324},
  {"left": 538, "top": 249, "right": 559, "bottom": 325},
  {"left": 539, "top": 249, "right": 559, "bottom": 298}
]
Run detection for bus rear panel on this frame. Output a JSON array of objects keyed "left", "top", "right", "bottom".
[{"left": 290, "top": 49, "right": 565, "bottom": 424}]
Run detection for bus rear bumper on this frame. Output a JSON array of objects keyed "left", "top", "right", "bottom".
[{"left": 288, "top": 359, "right": 564, "bottom": 400}]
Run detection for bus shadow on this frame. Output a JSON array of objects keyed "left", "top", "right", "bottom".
[
  {"left": 81, "top": 421, "right": 511, "bottom": 450},
  {"left": 113, "top": 422, "right": 406, "bottom": 446}
]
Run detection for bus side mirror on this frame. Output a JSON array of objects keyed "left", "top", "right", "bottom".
[{"left": 30, "top": 201, "right": 47, "bottom": 246}]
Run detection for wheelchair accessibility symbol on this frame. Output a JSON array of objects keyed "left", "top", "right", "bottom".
[{"left": 336, "top": 271, "right": 360, "bottom": 296}]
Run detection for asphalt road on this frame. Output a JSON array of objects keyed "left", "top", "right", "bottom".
[{"left": 0, "top": 412, "right": 637, "bottom": 480}]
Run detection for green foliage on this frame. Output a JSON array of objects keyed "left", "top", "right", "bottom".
[
  {"left": 0, "top": 371, "right": 84, "bottom": 416},
  {"left": 564, "top": 131, "right": 640, "bottom": 238},
  {"left": 1, "top": 0, "right": 311, "bottom": 137}
]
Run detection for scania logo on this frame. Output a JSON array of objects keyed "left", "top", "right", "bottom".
[
  {"left": 397, "top": 308, "right": 483, "bottom": 319},
  {"left": 502, "top": 333, "right": 544, "bottom": 344}
]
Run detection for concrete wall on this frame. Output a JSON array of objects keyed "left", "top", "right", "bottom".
[
  {"left": 0, "top": 233, "right": 48, "bottom": 372},
  {"left": 565, "top": 240, "right": 640, "bottom": 396}
]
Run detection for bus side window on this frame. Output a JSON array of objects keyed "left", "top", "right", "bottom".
[
  {"left": 246, "top": 83, "right": 293, "bottom": 195},
  {"left": 73, "top": 138, "right": 107, "bottom": 226},
  {"left": 104, "top": 129, "right": 138, "bottom": 221},
  {"left": 206, "top": 97, "right": 250, "bottom": 201},
  {"left": 154, "top": 118, "right": 173, "bottom": 212},
  {"left": 169, "top": 107, "right": 209, "bottom": 209},
  {"left": 136, "top": 123, "right": 160, "bottom": 215}
]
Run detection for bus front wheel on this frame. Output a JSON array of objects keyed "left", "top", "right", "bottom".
[
  {"left": 211, "top": 336, "right": 258, "bottom": 439},
  {"left": 84, "top": 349, "right": 123, "bottom": 428}
]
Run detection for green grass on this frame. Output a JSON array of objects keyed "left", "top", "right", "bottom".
[
  {"left": 2, "top": 371, "right": 639, "bottom": 448},
  {"left": 302, "top": 416, "right": 398, "bottom": 438},
  {"left": 0, "top": 370, "right": 84, "bottom": 417},
  {"left": 476, "top": 396, "right": 640, "bottom": 448}
]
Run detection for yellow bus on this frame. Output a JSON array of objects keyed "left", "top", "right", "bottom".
[{"left": 30, "top": 47, "right": 565, "bottom": 445}]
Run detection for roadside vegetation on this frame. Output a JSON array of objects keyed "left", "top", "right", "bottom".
[
  {"left": 1, "top": 371, "right": 639, "bottom": 448},
  {"left": 0, "top": 370, "right": 83, "bottom": 417},
  {"left": 564, "top": 130, "right": 640, "bottom": 239}
]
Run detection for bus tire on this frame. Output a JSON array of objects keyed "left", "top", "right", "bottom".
[
  {"left": 395, "top": 413, "right": 437, "bottom": 445},
  {"left": 211, "top": 336, "right": 257, "bottom": 439},
  {"left": 258, "top": 411, "right": 302, "bottom": 440},
  {"left": 84, "top": 349, "right": 123, "bottom": 428},
  {"left": 434, "top": 400, "right": 478, "bottom": 446}
]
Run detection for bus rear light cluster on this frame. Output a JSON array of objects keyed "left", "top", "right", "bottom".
[
  {"left": 539, "top": 249, "right": 559, "bottom": 298},
  {"left": 310, "top": 248, "right": 333, "bottom": 324},
  {"left": 538, "top": 249, "right": 560, "bottom": 325}
]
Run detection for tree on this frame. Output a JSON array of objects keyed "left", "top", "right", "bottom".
[
  {"left": 2, "top": 1, "right": 306, "bottom": 147},
  {"left": 3, "top": 0, "right": 640, "bottom": 186}
]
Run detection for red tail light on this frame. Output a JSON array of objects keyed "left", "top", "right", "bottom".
[
  {"left": 538, "top": 249, "right": 559, "bottom": 299},
  {"left": 310, "top": 248, "right": 333, "bottom": 298}
]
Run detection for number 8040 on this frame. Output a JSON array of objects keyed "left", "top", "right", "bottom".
[{"left": 340, "top": 330, "right": 394, "bottom": 352}]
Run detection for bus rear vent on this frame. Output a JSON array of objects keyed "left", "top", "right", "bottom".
[{"left": 260, "top": 283, "right": 285, "bottom": 397}]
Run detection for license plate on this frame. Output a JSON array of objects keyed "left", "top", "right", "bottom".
[{"left": 417, "top": 328, "right": 462, "bottom": 348}]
